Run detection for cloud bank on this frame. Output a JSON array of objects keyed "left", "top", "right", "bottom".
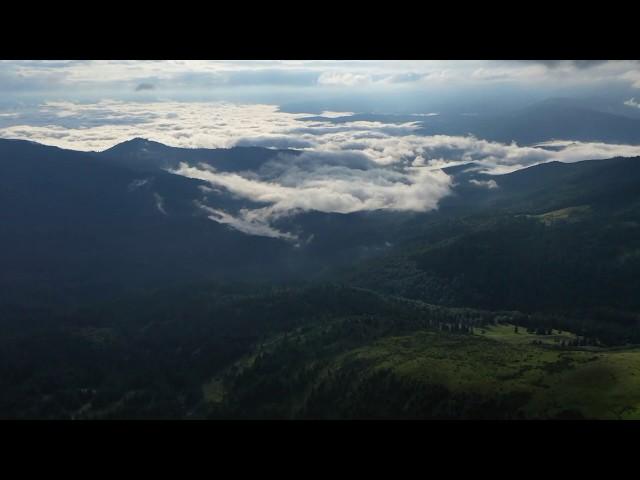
[
  {"left": 175, "top": 151, "right": 452, "bottom": 241},
  {"left": 3, "top": 61, "right": 640, "bottom": 95},
  {"left": 2, "top": 100, "right": 640, "bottom": 239}
]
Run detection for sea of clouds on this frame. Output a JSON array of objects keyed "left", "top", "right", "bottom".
[{"left": 3, "top": 100, "right": 640, "bottom": 240}]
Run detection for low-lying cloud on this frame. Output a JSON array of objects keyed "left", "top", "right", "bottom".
[
  {"left": 2, "top": 100, "right": 640, "bottom": 239},
  {"left": 175, "top": 151, "right": 452, "bottom": 241},
  {"left": 469, "top": 179, "right": 499, "bottom": 189},
  {"left": 625, "top": 98, "right": 640, "bottom": 109}
]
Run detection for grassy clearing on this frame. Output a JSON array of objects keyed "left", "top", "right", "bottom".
[
  {"left": 528, "top": 205, "right": 591, "bottom": 225},
  {"left": 476, "top": 323, "right": 576, "bottom": 346},
  {"left": 201, "top": 319, "right": 640, "bottom": 419},
  {"left": 202, "top": 378, "right": 225, "bottom": 404},
  {"left": 347, "top": 326, "right": 640, "bottom": 419}
]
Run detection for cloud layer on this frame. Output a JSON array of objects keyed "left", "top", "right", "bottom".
[
  {"left": 175, "top": 152, "right": 452, "bottom": 240},
  {"left": 3, "top": 60, "right": 640, "bottom": 93},
  {"left": 3, "top": 100, "right": 640, "bottom": 240}
]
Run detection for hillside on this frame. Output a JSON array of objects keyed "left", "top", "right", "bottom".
[
  {"left": 203, "top": 321, "right": 640, "bottom": 420},
  {"left": 308, "top": 100, "right": 640, "bottom": 146},
  {"left": 341, "top": 157, "right": 640, "bottom": 343},
  {"left": 4, "top": 138, "right": 640, "bottom": 419},
  {"left": 98, "top": 137, "right": 298, "bottom": 173},
  {"left": 7, "top": 282, "right": 636, "bottom": 420},
  {"left": 0, "top": 139, "right": 294, "bottom": 308}
]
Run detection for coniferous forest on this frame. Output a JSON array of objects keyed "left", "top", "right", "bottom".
[{"left": 3, "top": 60, "right": 640, "bottom": 420}]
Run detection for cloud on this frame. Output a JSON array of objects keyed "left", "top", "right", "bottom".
[
  {"left": 127, "top": 178, "right": 151, "bottom": 191},
  {"left": 174, "top": 150, "right": 452, "bottom": 238},
  {"left": 176, "top": 154, "right": 452, "bottom": 214},
  {"left": 227, "top": 69, "right": 319, "bottom": 86},
  {"left": 3, "top": 101, "right": 640, "bottom": 173},
  {"left": 3, "top": 99, "right": 640, "bottom": 239},
  {"left": 154, "top": 193, "right": 167, "bottom": 215},
  {"left": 3, "top": 61, "right": 640, "bottom": 100},
  {"left": 469, "top": 179, "right": 499, "bottom": 189},
  {"left": 624, "top": 98, "right": 640, "bottom": 109},
  {"left": 197, "top": 202, "right": 297, "bottom": 241},
  {"left": 318, "top": 72, "right": 372, "bottom": 87},
  {"left": 386, "top": 72, "right": 426, "bottom": 83},
  {"left": 234, "top": 135, "right": 315, "bottom": 149},
  {"left": 530, "top": 60, "right": 610, "bottom": 70},
  {"left": 135, "top": 82, "right": 155, "bottom": 91}
]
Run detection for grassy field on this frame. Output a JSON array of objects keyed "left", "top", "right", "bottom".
[
  {"left": 476, "top": 323, "right": 576, "bottom": 345},
  {"left": 203, "top": 321, "right": 640, "bottom": 419},
  {"left": 529, "top": 205, "right": 592, "bottom": 225},
  {"left": 347, "top": 325, "right": 640, "bottom": 419}
]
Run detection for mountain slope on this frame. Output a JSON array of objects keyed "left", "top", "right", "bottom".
[
  {"left": 203, "top": 320, "right": 640, "bottom": 420},
  {"left": 0, "top": 138, "right": 415, "bottom": 309},
  {"left": 342, "top": 156, "right": 640, "bottom": 339},
  {"left": 0, "top": 139, "right": 294, "bottom": 308},
  {"left": 310, "top": 100, "right": 640, "bottom": 146},
  {"left": 439, "top": 156, "right": 640, "bottom": 214},
  {"left": 97, "top": 137, "right": 298, "bottom": 173},
  {"left": 4, "top": 137, "right": 640, "bottom": 419}
]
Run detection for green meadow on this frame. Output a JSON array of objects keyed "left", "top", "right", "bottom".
[
  {"left": 204, "top": 322, "right": 640, "bottom": 419},
  {"left": 347, "top": 325, "right": 640, "bottom": 419}
]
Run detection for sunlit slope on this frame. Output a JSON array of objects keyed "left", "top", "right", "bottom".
[{"left": 203, "top": 323, "right": 640, "bottom": 419}]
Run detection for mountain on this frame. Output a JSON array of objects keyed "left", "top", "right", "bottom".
[
  {"left": 343, "top": 156, "right": 640, "bottom": 339},
  {"left": 428, "top": 100, "right": 640, "bottom": 145},
  {"left": 310, "top": 99, "right": 640, "bottom": 146},
  {"left": 5, "top": 136, "right": 640, "bottom": 313},
  {"left": 0, "top": 138, "right": 297, "bottom": 309},
  {"left": 3, "top": 281, "right": 639, "bottom": 419},
  {"left": 439, "top": 155, "right": 640, "bottom": 214},
  {"left": 0, "top": 138, "right": 409, "bottom": 309},
  {"left": 97, "top": 137, "right": 298, "bottom": 173},
  {"left": 4, "top": 137, "right": 640, "bottom": 419},
  {"left": 481, "top": 99, "right": 640, "bottom": 145}
]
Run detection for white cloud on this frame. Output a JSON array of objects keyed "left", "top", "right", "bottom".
[
  {"left": 3, "top": 101, "right": 640, "bottom": 174},
  {"left": 175, "top": 154, "right": 452, "bottom": 216},
  {"left": 469, "top": 179, "right": 499, "bottom": 189},
  {"left": 168, "top": 145, "right": 453, "bottom": 238},
  {"left": 3, "top": 99, "right": 640, "bottom": 239},
  {"left": 154, "top": 193, "right": 167, "bottom": 215},
  {"left": 2, "top": 61, "right": 640, "bottom": 101},
  {"left": 197, "top": 202, "right": 296, "bottom": 241},
  {"left": 317, "top": 72, "right": 372, "bottom": 87},
  {"left": 624, "top": 98, "right": 640, "bottom": 108}
]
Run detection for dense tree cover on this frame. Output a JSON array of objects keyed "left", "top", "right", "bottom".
[
  {"left": 4, "top": 139, "right": 640, "bottom": 419},
  {"left": 0, "top": 139, "right": 414, "bottom": 310},
  {"left": 0, "top": 283, "right": 527, "bottom": 419},
  {"left": 340, "top": 156, "right": 640, "bottom": 345},
  {"left": 203, "top": 314, "right": 603, "bottom": 420},
  {"left": 343, "top": 211, "right": 640, "bottom": 345}
]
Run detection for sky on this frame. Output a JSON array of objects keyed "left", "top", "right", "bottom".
[
  {"left": 2, "top": 60, "right": 640, "bottom": 239},
  {"left": 1, "top": 60, "right": 640, "bottom": 91}
]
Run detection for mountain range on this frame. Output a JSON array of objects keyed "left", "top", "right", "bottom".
[
  {"left": 3, "top": 132, "right": 640, "bottom": 419},
  {"left": 308, "top": 99, "right": 640, "bottom": 145}
]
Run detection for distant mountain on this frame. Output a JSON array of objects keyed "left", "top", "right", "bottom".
[
  {"left": 310, "top": 99, "right": 640, "bottom": 146},
  {"left": 479, "top": 99, "right": 640, "bottom": 145},
  {"left": 0, "top": 138, "right": 296, "bottom": 308},
  {"left": 344, "top": 156, "right": 640, "bottom": 323},
  {"left": 440, "top": 155, "right": 640, "bottom": 214},
  {"left": 0, "top": 139, "right": 406, "bottom": 309},
  {"left": 98, "top": 137, "right": 298, "bottom": 173},
  {"left": 4, "top": 135, "right": 640, "bottom": 315},
  {"left": 5, "top": 137, "right": 640, "bottom": 419},
  {"left": 430, "top": 100, "right": 640, "bottom": 145}
]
